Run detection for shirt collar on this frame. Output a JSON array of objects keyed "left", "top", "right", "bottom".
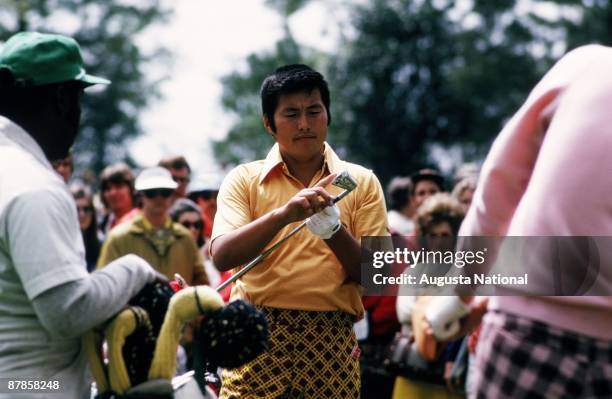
[
  {"left": 141, "top": 215, "right": 173, "bottom": 231},
  {"left": 0, "top": 115, "right": 53, "bottom": 171},
  {"left": 258, "top": 142, "right": 344, "bottom": 184},
  {"left": 130, "top": 214, "right": 174, "bottom": 233}
]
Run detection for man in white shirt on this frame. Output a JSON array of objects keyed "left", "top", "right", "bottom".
[
  {"left": 386, "top": 176, "right": 415, "bottom": 235},
  {"left": 0, "top": 32, "right": 158, "bottom": 399}
]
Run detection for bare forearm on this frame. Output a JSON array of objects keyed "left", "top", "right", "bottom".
[
  {"left": 212, "top": 208, "right": 288, "bottom": 271},
  {"left": 213, "top": 173, "right": 338, "bottom": 271},
  {"left": 325, "top": 227, "right": 362, "bottom": 283}
]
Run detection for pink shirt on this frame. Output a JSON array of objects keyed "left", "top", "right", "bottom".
[{"left": 459, "top": 45, "right": 612, "bottom": 340}]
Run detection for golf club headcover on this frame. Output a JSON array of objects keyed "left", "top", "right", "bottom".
[
  {"left": 106, "top": 307, "right": 149, "bottom": 395},
  {"left": 124, "top": 281, "right": 175, "bottom": 386},
  {"left": 306, "top": 204, "right": 341, "bottom": 239},
  {"left": 83, "top": 281, "right": 175, "bottom": 397},
  {"left": 198, "top": 300, "right": 269, "bottom": 369},
  {"left": 424, "top": 296, "right": 470, "bottom": 341},
  {"left": 148, "top": 286, "right": 225, "bottom": 380}
]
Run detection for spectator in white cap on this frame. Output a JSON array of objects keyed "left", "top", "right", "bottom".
[
  {"left": 188, "top": 173, "right": 222, "bottom": 239},
  {"left": 158, "top": 155, "right": 191, "bottom": 202},
  {"left": 98, "top": 166, "right": 208, "bottom": 286}
]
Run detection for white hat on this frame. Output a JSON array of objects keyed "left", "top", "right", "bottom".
[
  {"left": 135, "top": 167, "right": 178, "bottom": 191},
  {"left": 187, "top": 173, "right": 223, "bottom": 193}
]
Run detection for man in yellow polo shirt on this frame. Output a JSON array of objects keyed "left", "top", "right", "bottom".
[{"left": 211, "top": 64, "right": 389, "bottom": 398}]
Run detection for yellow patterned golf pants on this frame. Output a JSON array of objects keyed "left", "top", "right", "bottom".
[{"left": 219, "top": 306, "right": 360, "bottom": 399}]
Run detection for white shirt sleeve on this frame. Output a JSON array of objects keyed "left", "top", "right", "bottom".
[
  {"left": 3, "top": 187, "right": 88, "bottom": 299},
  {"left": 32, "top": 254, "right": 156, "bottom": 338}
]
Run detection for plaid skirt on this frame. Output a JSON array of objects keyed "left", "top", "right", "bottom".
[
  {"left": 472, "top": 311, "right": 612, "bottom": 399},
  {"left": 219, "top": 306, "right": 360, "bottom": 399}
]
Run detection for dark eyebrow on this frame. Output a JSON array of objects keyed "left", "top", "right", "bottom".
[
  {"left": 279, "top": 102, "right": 323, "bottom": 113},
  {"left": 281, "top": 106, "right": 300, "bottom": 113}
]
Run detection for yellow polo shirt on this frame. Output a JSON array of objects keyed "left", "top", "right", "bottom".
[{"left": 211, "top": 142, "right": 389, "bottom": 318}]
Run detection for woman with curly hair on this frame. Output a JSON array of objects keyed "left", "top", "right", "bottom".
[{"left": 393, "top": 193, "right": 466, "bottom": 399}]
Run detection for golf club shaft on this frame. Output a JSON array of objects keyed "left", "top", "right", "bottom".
[{"left": 216, "top": 189, "right": 352, "bottom": 292}]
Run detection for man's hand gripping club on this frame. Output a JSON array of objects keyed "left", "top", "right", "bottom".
[
  {"left": 215, "top": 172, "right": 359, "bottom": 291},
  {"left": 276, "top": 173, "right": 337, "bottom": 224}
]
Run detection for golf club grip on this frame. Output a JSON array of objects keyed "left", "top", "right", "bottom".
[{"left": 216, "top": 188, "right": 352, "bottom": 293}]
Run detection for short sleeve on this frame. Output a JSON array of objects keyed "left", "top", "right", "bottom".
[
  {"left": 353, "top": 171, "right": 390, "bottom": 239},
  {"left": 210, "top": 165, "right": 252, "bottom": 242},
  {"left": 3, "top": 188, "right": 88, "bottom": 299}
]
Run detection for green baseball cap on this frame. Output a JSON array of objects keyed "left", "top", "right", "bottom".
[{"left": 0, "top": 31, "right": 110, "bottom": 87}]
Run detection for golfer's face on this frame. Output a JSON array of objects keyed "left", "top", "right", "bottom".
[{"left": 268, "top": 89, "right": 328, "bottom": 162}]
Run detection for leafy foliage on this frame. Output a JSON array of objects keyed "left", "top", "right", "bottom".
[
  {"left": 212, "top": 29, "right": 326, "bottom": 166},
  {"left": 0, "top": 0, "right": 171, "bottom": 175},
  {"left": 328, "top": 0, "right": 547, "bottom": 183},
  {"left": 218, "top": 0, "right": 612, "bottom": 185},
  {"left": 265, "top": 0, "right": 312, "bottom": 17}
]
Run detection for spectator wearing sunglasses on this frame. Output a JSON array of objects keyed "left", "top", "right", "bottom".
[
  {"left": 170, "top": 198, "right": 205, "bottom": 247},
  {"left": 70, "top": 182, "right": 101, "bottom": 272},
  {"left": 188, "top": 174, "right": 222, "bottom": 239},
  {"left": 97, "top": 167, "right": 208, "bottom": 286},
  {"left": 158, "top": 155, "right": 191, "bottom": 202},
  {"left": 170, "top": 197, "right": 232, "bottom": 301},
  {"left": 167, "top": 197, "right": 221, "bottom": 390}
]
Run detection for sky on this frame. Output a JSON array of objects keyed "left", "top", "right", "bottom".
[
  {"left": 131, "top": 0, "right": 342, "bottom": 178},
  {"left": 128, "top": 0, "right": 563, "bottom": 178}
]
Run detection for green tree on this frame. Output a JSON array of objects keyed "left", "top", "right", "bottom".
[
  {"left": 216, "top": 0, "right": 612, "bottom": 184},
  {"left": 561, "top": 0, "right": 612, "bottom": 48},
  {"left": 265, "top": 0, "right": 311, "bottom": 17},
  {"left": 328, "top": 0, "right": 546, "bottom": 184},
  {"left": 212, "top": 29, "right": 326, "bottom": 166},
  {"left": 0, "top": 0, "right": 171, "bottom": 175},
  {"left": 330, "top": 0, "right": 612, "bottom": 184}
]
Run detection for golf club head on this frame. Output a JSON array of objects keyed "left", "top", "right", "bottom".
[{"left": 332, "top": 171, "right": 357, "bottom": 192}]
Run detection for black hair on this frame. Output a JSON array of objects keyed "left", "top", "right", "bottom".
[
  {"left": 386, "top": 177, "right": 413, "bottom": 211},
  {"left": 260, "top": 64, "right": 331, "bottom": 132},
  {"left": 99, "top": 162, "right": 136, "bottom": 208},
  {"left": 70, "top": 182, "right": 101, "bottom": 272},
  {"left": 169, "top": 199, "right": 204, "bottom": 247},
  {"left": 187, "top": 190, "right": 217, "bottom": 203},
  {"left": 158, "top": 155, "right": 191, "bottom": 173},
  {"left": 169, "top": 198, "right": 201, "bottom": 221},
  {"left": 411, "top": 168, "right": 445, "bottom": 195}
]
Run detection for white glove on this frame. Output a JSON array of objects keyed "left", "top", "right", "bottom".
[
  {"left": 306, "top": 204, "right": 341, "bottom": 239},
  {"left": 424, "top": 296, "right": 470, "bottom": 341}
]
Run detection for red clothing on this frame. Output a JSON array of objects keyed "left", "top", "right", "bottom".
[
  {"left": 218, "top": 271, "right": 232, "bottom": 303},
  {"left": 362, "top": 295, "right": 399, "bottom": 336},
  {"left": 106, "top": 208, "right": 140, "bottom": 233},
  {"left": 361, "top": 232, "right": 409, "bottom": 337},
  {"left": 202, "top": 211, "right": 213, "bottom": 239}
]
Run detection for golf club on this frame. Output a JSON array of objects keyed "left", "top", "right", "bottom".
[{"left": 216, "top": 171, "right": 358, "bottom": 292}]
